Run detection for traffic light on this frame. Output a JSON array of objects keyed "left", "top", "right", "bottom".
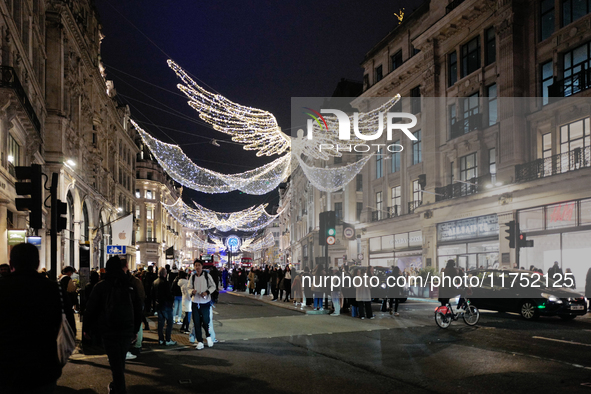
[
  {"left": 56, "top": 199, "right": 68, "bottom": 232},
  {"left": 504, "top": 220, "right": 516, "bottom": 249},
  {"left": 14, "top": 164, "right": 43, "bottom": 230},
  {"left": 319, "top": 211, "right": 336, "bottom": 245},
  {"left": 518, "top": 232, "right": 534, "bottom": 248}
]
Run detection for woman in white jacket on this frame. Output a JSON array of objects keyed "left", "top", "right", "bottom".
[{"left": 178, "top": 271, "right": 192, "bottom": 334}]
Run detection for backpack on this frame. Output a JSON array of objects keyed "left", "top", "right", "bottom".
[{"left": 104, "top": 281, "right": 134, "bottom": 333}]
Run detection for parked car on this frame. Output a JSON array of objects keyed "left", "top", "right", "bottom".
[{"left": 467, "top": 269, "right": 587, "bottom": 320}]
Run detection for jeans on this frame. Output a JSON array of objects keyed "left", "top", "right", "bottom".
[
  {"left": 134, "top": 325, "right": 143, "bottom": 349},
  {"left": 103, "top": 336, "right": 133, "bottom": 394},
  {"left": 313, "top": 293, "right": 323, "bottom": 309},
  {"left": 173, "top": 297, "right": 183, "bottom": 322},
  {"left": 331, "top": 292, "right": 341, "bottom": 314},
  {"left": 191, "top": 302, "right": 211, "bottom": 343},
  {"left": 181, "top": 311, "right": 192, "bottom": 332},
  {"left": 157, "top": 305, "right": 173, "bottom": 342}
]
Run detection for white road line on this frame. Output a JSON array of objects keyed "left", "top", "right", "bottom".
[{"left": 532, "top": 336, "right": 591, "bottom": 347}]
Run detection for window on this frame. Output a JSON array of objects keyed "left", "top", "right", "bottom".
[
  {"left": 135, "top": 189, "right": 140, "bottom": 198},
  {"left": 461, "top": 36, "right": 480, "bottom": 77},
  {"left": 449, "top": 104, "right": 457, "bottom": 131},
  {"left": 146, "top": 207, "right": 153, "bottom": 220},
  {"left": 412, "top": 130, "right": 422, "bottom": 165},
  {"left": 450, "top": 161, "right": 455, "bottom": 184},
  {"left": 411, "top": 86, "right": 421, "bottom": 114},
  {"left": 146, "top": 190, "right": 153, "bottom": 199},
  {"left": 375, "top": 65, "right": 383, "bottom": 83},
  {"left": 376, "top": 148, "right": 383, "bottom": 178},
  {"left": 147, "top": 225, "right": 153, "bottom": 240},
  {"left": 563, "top": 0, "right": 590, "bottom": 26},
  {"left": 541, "top": 61, "right": 553, "bottom": 105},
  {"left": 391, "top": 50, "right": 403, "bottom": 72},
  {"left": 560, "top": 117, "right": 590, "bottom": 171},
  {"left": 485, "top": 27, "right": 496, "bottom": 66},
  {"left": 135, "top": 205, "right": 140, "bottom": 218},
  {"left": 391, "top": 140, "right": 401, "bottom": 172},
  {"left": 334, "top": 156, "right": 342, "bottom": 164},
  {"left": 356, "top": 202, "right": 362, "bottom": 221},
  {"left": 487, "top": 84, "right": 498, "bottom": 126},
  {"left": 563, "top": 42, "right": 591, "bottom": 96},
  {"left": 462, "top": 93, "right": 479, "bottom": 133},
  {"left": 460, "top": 152, "right": 478, "bottom": 181},
  {"left": 543, "top": 132, "right": 553, "bottom": 174},
  {"left": 412, "top": 180, "right": 423, "bottom": 203},
  {"left": 449, "top": 51, "right": 458, "bottom": 86},
  {"left": 391, "top": 186, "right": 401, "bottom": 216},
  {"left": 541, "top": 0, "right": 555, "bottom": 41},
  {"left": 489, "top": 148, "right": 497, "bottom": 183},
  {"left": 8, "top": 134, "right": 20, "bottom": 168},
  {"left": 412, "top": 45, "right": 420, "bottom": 56},
  {"left": 376, "top": 191, "right": 383, "bottom": 220},
  {"left": 147, "top": 172, "right": 153, "bottom": 180},
  {"left": 356, "top": 174, "right": 363, "bottom": 191},
  {"left": 335, "top": 202, "right": 343, "bottom": 223}
]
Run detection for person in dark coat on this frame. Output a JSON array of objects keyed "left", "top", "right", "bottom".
[
  {"left": 222, "top": 267, "right": 229, "bottom": 290},
  {"left": 0, "top": 243, "right": 62, "bottom": 394},
  {"left": 84, "top": 256, "right": 142, "bottom": 394},
  {"left": 152, "top": 267, "right": 176, "bottom": 345},
  {"left": 585, "top": 267, "right": 591, "bottom": 311},
  {"left": 143, "top": 265, "right": 157, "bottom": 315},
  {"left": 439, "top": 259, "right": 459, "bottom": 306},
  {"left": 59, "top": 266, "right": 77, "bottom": 336},
  {"left": 270, "top": 267, "right": 279, "bottom": 300}
]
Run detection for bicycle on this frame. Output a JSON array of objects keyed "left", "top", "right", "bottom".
[{"left": 434, "top": 294, "right": 480, "bottom": 329}]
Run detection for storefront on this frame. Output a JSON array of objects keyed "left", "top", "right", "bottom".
[
  {"left": 369, "top": 230, "right": 423, "bottom": 274},
  {"left": 518, "top": 198, "right": 591, "bottom": 293},
  {"left": 437, "top": 214, "right": 499, "bottom": 272}
]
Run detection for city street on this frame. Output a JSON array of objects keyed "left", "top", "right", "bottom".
[{"left": 56, "top": 292, "right": 591, "bottom": 394}]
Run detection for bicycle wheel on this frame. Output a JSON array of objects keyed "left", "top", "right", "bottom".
[
  {"left": 462, "top": 305, "right": 480, "bottom": 326},
  {"left": 435, "top": 312, "right": 451, "bottom": 329}
]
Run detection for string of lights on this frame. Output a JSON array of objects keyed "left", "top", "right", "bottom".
[
  {"left": 240, "top": 233, "right": 275, "bottom": 253},
  {"left": 295, "top": 153, "right": 373, "bottom": 192}
]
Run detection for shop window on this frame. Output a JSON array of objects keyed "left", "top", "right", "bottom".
[
  {"left": 518, "top": 207, "right": 544, "bottom": 231},
  {"left": 541, "top": 0, "right": 555, "bottom": 41},
  {"left": 547, "top": 201, "right": 577, "bottom": 229},
  {"left": 461, "top": 36, "right": 480, "bottom": 78}
]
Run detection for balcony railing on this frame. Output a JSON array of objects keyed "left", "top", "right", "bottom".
[
  {"left": 371, "top": 206, "right": 400, "bottom": 222},
  {"left": 434, "top": 176, "right": 485, "bottom": 202},
  {"left": 145, "top": 237, "right": 158, "bottom": 243},
  {"left": 548, "top": 68, "right": 591, "bottom": 97},
  {"left": 408, "top": 200, "right": 423, "bottom": 214},
  {"left": 450, "top": 113, "right": 482, "bottom": 140},
  {"left": 515, "top": 147, "right": 591, "bottom": 182},
  {"left": 0, "top": 66, "right": 41, "bottom": 135},
  {"left": 446, "top": 0, "right": 466, "bottom": 14}
]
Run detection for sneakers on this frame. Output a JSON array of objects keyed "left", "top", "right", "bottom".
[
  {"left": 165, "top": 340, "right": 177, "bottom": 346},
  {"left": 195, "top": 342, "right": 204, "bottom": 350},
  {"left": 394, "top": 312, "right": 400, "bottom": 317},
  {"left": 213, "top": 339, "right": 219, "bottom": 343},
  {"left": 159, "top": 340, "right": 164, "bottom": 345},
  {"left": 361, "top": 317, "right": 365, "bottom": 320},
  {"left": 125, "top": 352, "right": 137, "bottom": 360},
  {"left": 189, "top": 334, "right": 195, "bottom": 343},
  {"left": 206, "top": 337, "right": 214, "bottom": 347},
  {"left": 370, "top": 315, "right": 375, "bottom": 319},
  {"left": 330, "top": 313, "right": 340, "bottom": 316}
]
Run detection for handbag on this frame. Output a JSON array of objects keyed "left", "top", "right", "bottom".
[{"left": 57, "top": 285, "right": 76, "bottom": 366}]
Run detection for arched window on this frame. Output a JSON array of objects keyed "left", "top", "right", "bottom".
[{"left": 82, "top": 201, "right": 89, "bottom": 241}]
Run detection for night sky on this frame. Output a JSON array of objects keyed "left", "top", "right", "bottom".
[{"left": 94, "top": 0, "right": 421, "bottom": 213}]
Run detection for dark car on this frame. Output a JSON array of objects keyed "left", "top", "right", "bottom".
[{"left": 467, "top": 269, "right": 587, "bottom": 321}]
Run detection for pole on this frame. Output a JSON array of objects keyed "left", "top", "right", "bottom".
[{"left": 50, "top": 173, "right": 58, "bottom": 281}]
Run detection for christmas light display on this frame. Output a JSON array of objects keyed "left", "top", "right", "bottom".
[
  {"left": 295, "top": 153, "right": 373, "bottom": 192},
  {"left": 162, "top": 197, "right": 282, "bottom": 232},
  {"left": 132, "top": 120, "right": 291, "bottom": 195},
  {"left": 240, "top": 233, "right": 275, "bottom": 253}
]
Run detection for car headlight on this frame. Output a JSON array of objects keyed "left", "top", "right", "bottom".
[{"left": 541, "top": 293, "right": 563, "bottom": 304}]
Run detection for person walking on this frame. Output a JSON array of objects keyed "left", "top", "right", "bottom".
[
  {"left": 388, "top": 266, "right": 403, "bottom": 317},
  {"left": 84, "top": 256, "right": 142, "bottom": 394},
  {"left": 143, "top": 265, "right": 156, "bottom": 315},
  {"left": 283, "top": 266, "right": 292, "bottom": 302},
  {"left": 247, "top": 268, "right": 256, "bottom": 294},
  {"left": 179, "top": 271, "right": 192, "bottom": 334},
  {"left": 204, "top": 262, "right": 220, "bottom": 343},
  {"left": 152, "top": 267, "right": 177, "bottom": 346},
  {"left": 0, "top": 243, "right": 62, "bottom": 394},
  {"left": 171, "top": 273, "right": 184, "bottom": 324},
  {"left": 59, "top": 266, "right": 78, "bottom": 336},
  {"left": 270, "top": 266, "right": 279, "bottom": 301},
  {"left": 222, "top": 267, "right": 229, "bottom": 290},
  {"left": 356, "top": 268, "right": 373, "bottom": 319},
  {"left": 188, "top": 259, "right": 217, "bottom": 350}
]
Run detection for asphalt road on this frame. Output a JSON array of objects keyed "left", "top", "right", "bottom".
[{"left": 56, "top": 292, "right": 591, "bottom": 394}]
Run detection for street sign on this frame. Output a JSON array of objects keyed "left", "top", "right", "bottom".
[
  {"left": 357, "top": 253, "right": 364, "bottom": 260},
  {"left": 327, "top": 236, "right": 336, "bottom": 245},
  {"left": 107, "top": 245, "right": 127, "bottom": 255}
]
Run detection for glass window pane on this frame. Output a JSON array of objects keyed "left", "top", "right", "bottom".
[
  {"left": 570, "top": 119, "right": 584, "bottom": 139},
  {"left": 546, "top": 201, "right": 577, "bottom": 229},
  {"left": 518, "top": 207, "right": 544, "bottom": 231},
  {"left": 543, "top": 133, "right": 552, "bottom": 150}
]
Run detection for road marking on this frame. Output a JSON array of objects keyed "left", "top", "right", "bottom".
[{"left": 532, "top": 336, "right": 591, "bottom": 347}]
